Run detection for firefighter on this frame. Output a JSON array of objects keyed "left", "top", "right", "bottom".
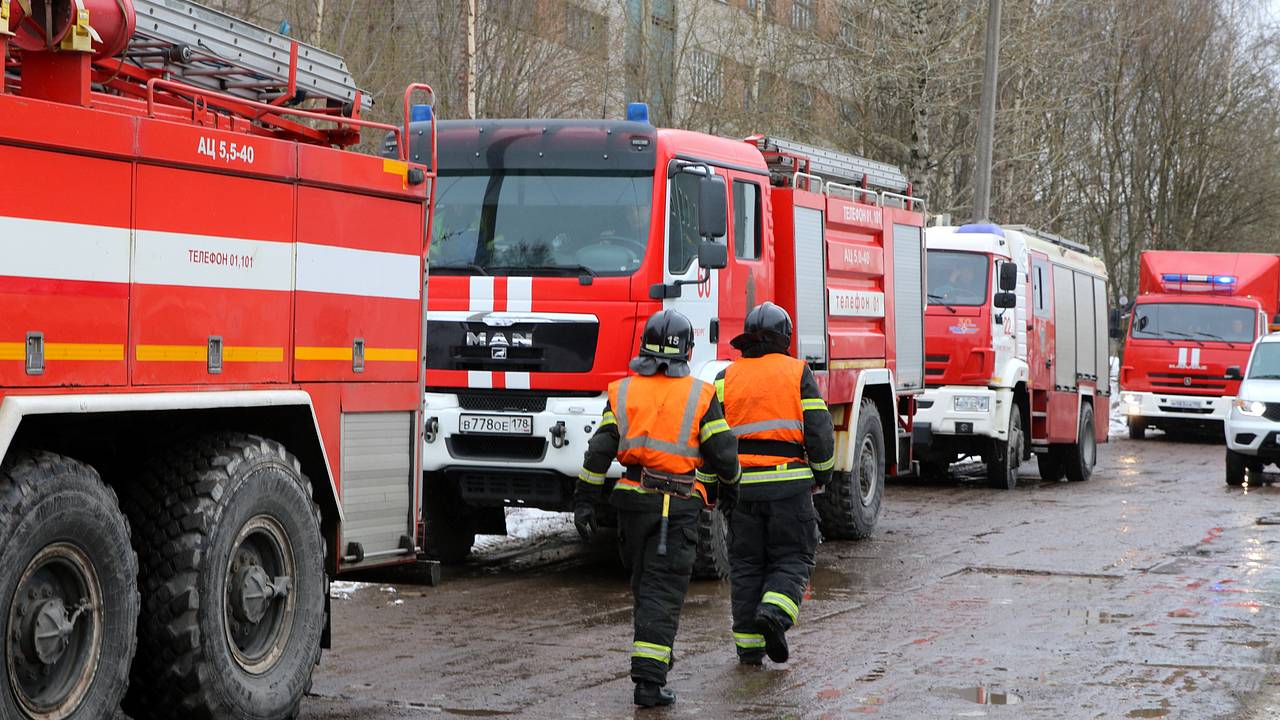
[
  {"left": 716, "top": 302, "right": 835, "bottom": 666},
  {"left": 573, "top": 309, "right": 740, "bottom": 708}
]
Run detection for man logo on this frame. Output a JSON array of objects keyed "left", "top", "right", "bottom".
[
  {"left": 466, "top": 331, "right": 533, "bottom": 349},
  {"left": 1184, "top": 377, "right": 1192, "bottom": 387},
  {"left": 492, "top": 347, "right": 508, "bottom": 360}
]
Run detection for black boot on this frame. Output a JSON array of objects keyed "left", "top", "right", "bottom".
[
  {"left": 634, "top": 682, "right": 676, "bottom": 708},
  {"left": 738, "top": 651, "right": 764, "bottom": 666},
  {"left": 756, "top": 612, "right": 789, "bottom": 664}
]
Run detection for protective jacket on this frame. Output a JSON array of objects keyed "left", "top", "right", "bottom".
[
  {"left": 577, "top": 373, "right": 740, "bottom": 511},
  {"left": 716, "top": 353, "right": 834, "bottom": 502}
]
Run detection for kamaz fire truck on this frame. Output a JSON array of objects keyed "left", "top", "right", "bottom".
[
  {"left": 1, "top": 2, "right": 436, "bottom": 718},
  {"left": 408, "top": 108, "right": 926, "bottom": 574},
  {"left": 913, "top": 224, "right": 1111, "bottom": 488},
  {"left": 1119, "top": 251, "right": 1280, "bottom": 439}
]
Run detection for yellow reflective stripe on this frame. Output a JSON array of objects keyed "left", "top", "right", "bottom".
[
  {"left": 810, "top": 456, "right": 835, "bottom": 472},
  {"left": 599, "top": 411, "right": 617, "bottom": 428},
  {"left": 740, "top": 466, "right": 813, "bottom": 484},
  {"left": 136, "top": 345, "right": 283, "bottom": 362},
  {"left": 578, "top": 468, "right": 606, "bottom": 485},
  {"left": 762, "top": 591, "right": 799, "bottom": 623},
  {"left": 700, "top": 418, "right": 731, "bottom": 441},
  {"left": 0, "top": 342, "right": 126, "bottom": 361},
  {"left": 631, "top": 641, "right": 671, "bottom": 664},
  {"left": 802, "top": 398, "right": 828, "bottom": 412},
  {"left": 295, "top": 346, "right": 417, "bottom": 362},
  {"left": 714, "top": 377, "right": 725, "bottom": 402},
  {"left": 734, "top": 632, "right": 766, "bottom": 649},
  {"left": 695, "top": 469, "right": 717, "bottom": 484}
]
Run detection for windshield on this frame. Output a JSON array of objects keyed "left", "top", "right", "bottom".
[
  {"left": 430, "top": 171, "right": 653, "bottom": 276},
  {"left": 1248, "top": 342, "right": 1280, "bottom": 379},
  {"left": 1130, "top": 303, "right": 1256, "bottom": 343},
  {"left": 927, "top": 250, "right": 989, "bottom": 306}
]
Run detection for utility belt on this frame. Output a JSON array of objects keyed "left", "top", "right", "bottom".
[{"left": 623, "top": 465, "right": 701, "bottom": 500}]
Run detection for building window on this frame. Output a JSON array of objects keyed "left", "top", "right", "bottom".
[
  {"left": 689, "top": 48, "right": 723, "bottom": 102},
  {"left": 564, "top": 3, "right": 605, "bottom": 54},
  {"left": 792, "top": 0, "right": 813, "bottom": 29}
]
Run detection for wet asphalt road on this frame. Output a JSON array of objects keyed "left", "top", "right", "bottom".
[{"left": 302, "top": 435, "right": 1280, "bottom": 719}]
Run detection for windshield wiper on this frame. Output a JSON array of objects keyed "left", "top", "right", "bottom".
[
  {"left": 927, "top": 293, "right": 957, "bottom": 314},
  {"left": 490, "top": 265, "right": 598, "bottom": 279},
  {"left": 1190, "top": 330, "right": 1227, "bottom": 342},
  {"left": 1163, "top": 330, "right": 1203, "bottom": 347},
  {"left": 1250, "top": 374, "right": 1280, "bottom": 379},
  {"left": 430, "top": 263, "right": 489, "bottom": 276}
]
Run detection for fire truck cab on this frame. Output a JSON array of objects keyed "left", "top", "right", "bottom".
[
  {"left": 1119, "top": 251, "right": 1280, "bottom": 439},
  {"left": 914, "top": 224, "right": 1110, "bottom": 488},
  {"left": 412, "top": 110, "right": 925, "bottom": 573},
  {"left": 1, "top": 2, "right": 436, "bottom": 718}
]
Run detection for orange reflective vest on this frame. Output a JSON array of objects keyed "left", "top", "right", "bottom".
[
  {"left": 608, "top": 373, "right": 715, "bottom": 502},
  {"left": 719, "top": 353, "right": 806, "bottom": 468}
]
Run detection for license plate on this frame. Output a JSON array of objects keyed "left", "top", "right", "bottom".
[
  {"left": 1164, "top": 397, "right": 1201, "bottom": 410},
  {"left": 459, "top": 414, "right": 533, "bottom": 435}
]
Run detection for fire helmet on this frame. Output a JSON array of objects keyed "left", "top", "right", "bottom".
[
  {"left": 639, "top": 309, "right": 695, "bottom": 362},
  {"left": 732, "top": 302, "right": 793, "bottom": 355}
]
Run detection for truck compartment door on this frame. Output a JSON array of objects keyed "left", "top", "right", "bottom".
[
  {"left": 340, "top": 411, "right": 416, "bottom": 564},
  {"left": 794, "top": 207, "right": 828, "bottom": 365},
  {"left": 1052, "top": 265, "right": 1077, "bottom": 390},
  {"left": 892, "top": 223, "right": 924, "bottom": 391}
]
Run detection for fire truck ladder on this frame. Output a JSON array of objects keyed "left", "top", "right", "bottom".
[
  {"left": 123, "top": 0, "right": 371, "bottom": 113},
  {"left": 1003, "top": 225, "right": 1091, "bottom": 255},
  {"left": 754, "top": 136, "right": 917, "bottom": 209}
]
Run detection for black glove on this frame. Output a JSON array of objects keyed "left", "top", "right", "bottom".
[
  {"left": 573, "top": 500, "right": 597, "bottom": 542},
  {"left": 812, "top": 472, "right": 832, "bottom": 495},
  {"left": 717, "top": 482, "right": 738, "bottom": 516}
]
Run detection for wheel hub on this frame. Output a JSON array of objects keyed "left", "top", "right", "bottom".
[
  {"left": 7, "top": 543, "right": 102, "bottom": 718},
  {"left": 859, "top": 437, "right": 878, "bottom": 506},
  {"left": 224, "top": 515, "right": 296, "bottom": 675}
]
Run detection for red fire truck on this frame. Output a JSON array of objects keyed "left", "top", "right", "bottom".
[
  {"left": 912, "top": 224, "right": 1111, "bottom": 488},
  {"left": 1, "top": 2, "right": 435, "bottom": 718},
  {"left": 409, "top": 112, "right": 926, "bottom": 574},
  {"left": 1119, "top": 251, "right": 1280, "bottom": 438}
]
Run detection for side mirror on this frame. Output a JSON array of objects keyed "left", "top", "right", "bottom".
[
  {"left": 993, "top": 291, "right": 1016, "bottom": 309},
  {"left": 697, "top": 241, "right": 728, "bottom": 270},
  {"left": 1226, "top": 365, "right": 1243, "bottom": 381},
  {"left": 697, "top": 174, "right": 727, "bottom": 239},
  {"left": 998, "top": 261, "right": 1018, "bottom": 292}
]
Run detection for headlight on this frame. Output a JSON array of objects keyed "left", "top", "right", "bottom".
[
  {"left": 1121, "top": 392, "right": 1141, "bottom": 405},
  {"left": 1234, "top": 398, "right": 1267, "bottom": 417},
  {"left": 953, "top": 395, "right": 990, "bottom": 413}
]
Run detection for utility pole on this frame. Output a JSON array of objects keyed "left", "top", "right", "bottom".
[
  {"left": 971, "top": 0, "right": 1001, "bottom": 223},
  {"left": 313, "top": 0, "right": 324, "bottom": 42},
  {"left": 465, "top": 0, "right": 477, "bottom": 119}
]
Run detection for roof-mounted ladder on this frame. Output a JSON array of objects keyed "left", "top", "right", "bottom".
[
  {"left": 125, "top": 0, "right": 370, "bottom": 112},
  {"left": 754, "top": 135, "right": 911, "bottom": 194},
  {"left": 1003, "top": 224, "right": 1091, "bottom": 255}
]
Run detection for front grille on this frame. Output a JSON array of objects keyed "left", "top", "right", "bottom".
[
  {"left": 926, "top": 355, "right": 950, "bottom": 363},
  {"left": 1264, "top": 403, "right": 1280, "bottom": 422},
  {"left": 454, "top": 470, "right": 567, "bottom": 505},
  {"left": 426, "top": 319, "right": 598, "bottom": 373},
  {"left": 916, "top": 399, "right": 935, "bottom": 409},
  {"left": 457, "top": 391, "right": 548, "bottom": 413},
  {"left": 1263, "top": 432, "right": 1280, "bottom": 450},
  {"left": 447, "top": 435, "right": 547, "bottom": 461},
  {"left": 1147, "top": 372, "right": 1227, "bottom": 392},
  {"left": 1158, "top": 405, "right": 1214, "bottom": 415}
]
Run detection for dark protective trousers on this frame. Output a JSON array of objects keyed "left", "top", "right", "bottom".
[
  {"left": 728, "top": 490, "right": 819, "bottom": 659},
  {"left": 618, "top": 505, "right": 699, "bottom": 685}
]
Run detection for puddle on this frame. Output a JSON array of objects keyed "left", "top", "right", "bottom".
[
  {"left": 1126, "top": 710, "right": 1169, "bottom": 718},
  {"left": 1068, "top": 609, "right": 1133, "bottom": 625},
  {"left": 946, "top": 686, "right": 1021, "bottom": 705}
]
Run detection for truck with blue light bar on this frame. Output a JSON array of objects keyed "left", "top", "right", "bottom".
[
  {"left": 403, "top": 102, "right": 927, "bottom": 574},
  {"left": 1119, "top": 250, "right": 1280, "bottom": 439},
  {"left": 912, "top": 223, "right": 1110, "bottom": 488}
]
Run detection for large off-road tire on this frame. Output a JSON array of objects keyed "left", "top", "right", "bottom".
[
  {"left": 816, "top": 399, "right": 884, "bottom": 540},
  {"left": 691, "top": 508, "right": 731, "bottom": 580},
  {"left": 1225, "top": 449, "right": 1248, "bottom": 487},
  {"left": 0, "top": 451, "right": 139, "bottom": 720},
  {"left": 422, "top": 472, "right": 475, "bottom": 565},
  {"left": 1128, "top": 417, "right": 1147, "bottom": 440},
  {"left": 1064, "top": 403, "right": 1098, "bottom": 483},
  {"left": 986, "top": 409, "right": 1024, "bottom": 490},
  {"left": 122, "top": 434, "right": 324, "bottom": 720}
]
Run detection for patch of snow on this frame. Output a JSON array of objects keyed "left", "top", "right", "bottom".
[
  {"left": 1109, "top": 356, "right": 1129, "bottom": 437},
  {"left": 329, "top": 580, "right": 374, "bottom": 600},
  {"left": 472, "top": 507, "right": 577, "bottom": 553}
]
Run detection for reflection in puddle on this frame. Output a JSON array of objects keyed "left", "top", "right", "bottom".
[
  {"left": 947, "top": 686, "right": 1021, "bottom": 705},
  {"left": 1067, "top": 609, "right": 1134, "bottom": 625},
  {"left": 1126, "top": 709, "right": 1169, "bottom": 718}
]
